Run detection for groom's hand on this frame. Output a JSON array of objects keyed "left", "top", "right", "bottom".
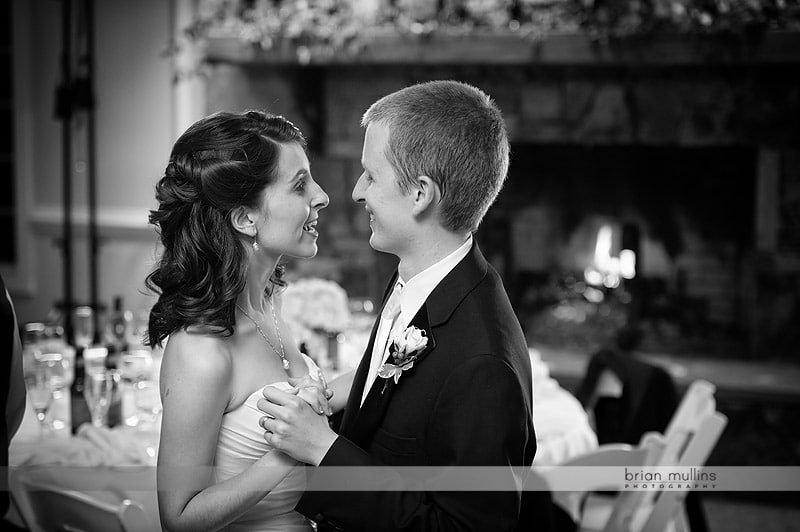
[{"left": 257, "top": 387, "right": 338, "bottom": 466}]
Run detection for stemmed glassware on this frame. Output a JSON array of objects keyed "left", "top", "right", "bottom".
[
  {"left": 118, "top": 349, "right": 154, "bottom": 427},
  {"left": 73, "top": 305, "right": 95, "bottom": 349},
  {"left": 83, "top": 371, "right": 115, "bottom": 427},
  {"left": 38, "top": 351, "right": 73, "bottom": 430},
  {"left": 24, "top": 360, "right": 55, "bottom": 439}
]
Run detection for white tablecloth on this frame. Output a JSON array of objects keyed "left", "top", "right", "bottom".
[{"left": 530, "top": 348, "right": 598, "bottom": 466}]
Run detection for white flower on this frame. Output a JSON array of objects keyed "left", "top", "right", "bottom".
[
  {"left": 393, "top": 326, "right": 428, "bottom": 362},
  {"left": 377, "top": 326, "right": 429, "bottom": 390},
  {"left": 281, "top": 277, "right": 351, "bottom": 334}
]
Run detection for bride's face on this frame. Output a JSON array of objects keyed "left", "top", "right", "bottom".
[{"left": 254, "top": 141, "right": 329, "bottom": 259}]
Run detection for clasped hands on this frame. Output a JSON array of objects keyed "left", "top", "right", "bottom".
[{"left": 256, "top": 373, "right": 339, "bottom": 466}]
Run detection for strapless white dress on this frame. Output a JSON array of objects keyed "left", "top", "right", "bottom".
[{"left": 213, "top": 354, "right": 320, "bottom": 531}]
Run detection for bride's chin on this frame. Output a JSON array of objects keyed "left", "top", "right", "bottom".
[{"left": 288, "top": 247, "right": 318, "bottom": 260}]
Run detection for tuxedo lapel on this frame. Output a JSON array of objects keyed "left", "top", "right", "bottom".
[
  {"left": 339, "top": 275, "right": 398, "bottom": 438},
  {"left": 349, "top": 303, "right": 436, "bottom": 446}
]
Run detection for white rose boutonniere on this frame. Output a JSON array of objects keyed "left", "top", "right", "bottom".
[{"left": 377, "top": 325, "right": 428, "bottom": 393}]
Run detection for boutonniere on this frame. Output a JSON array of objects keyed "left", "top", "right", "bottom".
[{"left": 377, "top": 325, "right": 428, "bottom": 393}]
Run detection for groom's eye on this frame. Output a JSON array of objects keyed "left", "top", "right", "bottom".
[{"left": 294, "top": 179, "right": 306, "bottom": 193}]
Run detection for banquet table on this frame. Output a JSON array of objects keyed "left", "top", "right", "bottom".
[
  {"left": 7, "top": 345, "right": 597, "bottom": 531},
  {"left": 7, "top": 389, "right": 162, "bottom": 531}
]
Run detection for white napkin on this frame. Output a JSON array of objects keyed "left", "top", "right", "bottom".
[{"left": 11, "top": 424, "right": 156, "bottom": 467}]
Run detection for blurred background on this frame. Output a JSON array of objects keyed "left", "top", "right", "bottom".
[
  {"left": 2, "top": 0, "right": 800, "bottom": 514},
  {"left": 0, "top": 0, "right": 800, "bottom": 530},
  {"left": 4, "top": 0, "right": 799, "bottom": 357}
]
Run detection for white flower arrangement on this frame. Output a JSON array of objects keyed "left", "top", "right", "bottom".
[{"left": 281, "top": 277, "right": 351, "bottom": 336}]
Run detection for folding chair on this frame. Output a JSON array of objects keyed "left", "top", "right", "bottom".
[
  {"left": 15, "top": 475, "right": 152, "bottom": 532},
  {"left": 636, "top": 381, "right": 728, "bottom": 532},
  {"left": 535, "top": 432, "right": 667, "bottom": 531},
  {"left": 548, "top": 380, "right": 727, "bottom": 532}
]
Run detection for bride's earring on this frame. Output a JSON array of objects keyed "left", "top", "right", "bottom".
[{"left": 252, "top": 231, "right": 260, "bottom": 251}]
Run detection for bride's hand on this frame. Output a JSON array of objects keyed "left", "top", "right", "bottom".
[{"left": 288, "top": 374, "right": 333, "bottom": 416}]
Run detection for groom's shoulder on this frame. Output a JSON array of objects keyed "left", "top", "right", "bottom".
[{"left": 464, "top": 263, "right": 517, "bottom": 315}]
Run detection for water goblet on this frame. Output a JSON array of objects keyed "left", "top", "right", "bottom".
[
  {"left": 83, "top": 371, "right": 115, "bottom": 427},
  {"left": 24, "top": 363, "right": 55, "bottom": 439}
]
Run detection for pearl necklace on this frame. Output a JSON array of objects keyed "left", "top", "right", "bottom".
[{"left": 236, "top": 298, "right": 289, "bottom": 370}]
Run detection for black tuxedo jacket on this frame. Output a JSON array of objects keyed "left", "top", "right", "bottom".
[
  {"left": 1, "top": 275, "right": 13, "bottom": 517},
  {"left": 297, "top": 242, "right": 536, "bottom": 531}
]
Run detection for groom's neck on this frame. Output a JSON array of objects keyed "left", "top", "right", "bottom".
[{"left": 397, "top": 229, "right": 470, "bottom": 280}]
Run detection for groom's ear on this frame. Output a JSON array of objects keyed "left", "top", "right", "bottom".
[
  {"left": 230, "top": 206, "right": 258, "bottom": 237},
  {"left": 410, "top": 175, "right": 440, "bottom": 217}
]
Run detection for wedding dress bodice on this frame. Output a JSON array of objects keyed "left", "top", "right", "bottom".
[{"left": 213, "top": 354, "right": 320, "bottom": 531}]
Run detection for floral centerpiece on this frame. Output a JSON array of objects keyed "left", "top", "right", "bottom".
[{"left": 280, "top": 277, "right": 351, "bottom": 367}]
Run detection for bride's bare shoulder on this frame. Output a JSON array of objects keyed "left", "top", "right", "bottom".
[{"left": 161, "top": 329, "right": 233, "bottom": 380}]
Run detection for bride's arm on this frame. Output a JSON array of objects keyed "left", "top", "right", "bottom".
[{"left": 157, "top": 332, "right": 296, "bottom": 532}]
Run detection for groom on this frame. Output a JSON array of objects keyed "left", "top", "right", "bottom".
[{"left": 258, "top": 80, "right": 536, "bottom": 531}]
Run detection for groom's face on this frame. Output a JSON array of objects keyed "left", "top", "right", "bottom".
[{"left": 352, "top": 121, "right": 414, "bottom": 256}]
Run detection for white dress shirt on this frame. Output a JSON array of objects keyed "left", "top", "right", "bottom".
[{"left": 360, "top": 234, "right": 473, "bottom": 405}]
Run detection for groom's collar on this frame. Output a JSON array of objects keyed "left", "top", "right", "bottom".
[
  {"left": 422, "top": 239, "right": 488, "bottom": 328},
  {"left": 395, "top": 234, "right": 472, "bottom": 329}
]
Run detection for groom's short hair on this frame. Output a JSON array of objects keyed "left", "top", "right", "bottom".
[{"left": 361, "top": 80, "right": 510, "bottom": 233}]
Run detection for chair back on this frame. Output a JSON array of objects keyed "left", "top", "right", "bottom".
[
  {"left": 626, "top": 380, "right": 727, "bottom": 532},
  {"left": 536, "top": 432, "right": 667, "bottom": 531},
  {"left": 570, "top": 380, "right": 727, "bottom": 532},
  {"left": 661, "top": 380, "right": 717, "bottom": 463},
  {"left": 638, "top": 388, "right": 727, "bottom": 532},
  {"left": 17, "top": 476, "right": 151, "bottom": 532}
]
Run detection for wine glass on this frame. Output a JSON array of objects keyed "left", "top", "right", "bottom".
[
  {"left": 39, "top": 352, "right": 71, "bottom": 392},
  {"left": 73, "top": 305, "right": 95, "bottom": 349},
  {"left": 38, "top": 351, "right": 73, "bottom": 431},
  {"left": 118, "top": 349, "right": 154, "bottom": 426},
  {"left": 83, "top": 371, "right": 115, "bottom": 427},
  {"left": 24, "top": 362, "right": 55, "bottom": 439}
]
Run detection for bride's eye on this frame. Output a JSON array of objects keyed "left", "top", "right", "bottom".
[{"left": 294, "top": 179, "right": 306, "bottom": 193}]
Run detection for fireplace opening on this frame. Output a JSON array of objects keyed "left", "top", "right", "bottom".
[{"left": 477, "top": 143, "right": 758, "bottom": 358}]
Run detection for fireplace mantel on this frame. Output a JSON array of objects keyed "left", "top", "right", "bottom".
[{"left": 204, "top": 29, "right": 800, "bottom": 66}]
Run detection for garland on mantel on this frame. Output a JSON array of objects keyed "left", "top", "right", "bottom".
[{"left": 183, "top": 0, "right": 800, "bottom": 62}]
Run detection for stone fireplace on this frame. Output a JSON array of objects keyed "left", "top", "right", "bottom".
[{"left": 204, "top": 34, "right": 800, "bottom": 361}]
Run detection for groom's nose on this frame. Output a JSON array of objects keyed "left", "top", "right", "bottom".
[{"left": 352, "top": 173, "right": 366, "bottom": 203}]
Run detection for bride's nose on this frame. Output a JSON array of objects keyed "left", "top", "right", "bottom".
[{"left": 312, "top": 182, "right": 329, "bottom": 210}]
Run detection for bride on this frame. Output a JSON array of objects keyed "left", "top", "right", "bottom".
[{"left": 146, "top": 110, "right": 348, "bottom": 531}]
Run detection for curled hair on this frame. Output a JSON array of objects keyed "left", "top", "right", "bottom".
[
  {"left": 362, "top": 80, "right": 509, "bottom": 233},
  {"left": 145, "top": 110, "right": 307, "bottom": 347}
]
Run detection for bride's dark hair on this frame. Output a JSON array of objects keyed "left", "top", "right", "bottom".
[{"left": 145, "top": 110, "right": 307, "bottom": 348}]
